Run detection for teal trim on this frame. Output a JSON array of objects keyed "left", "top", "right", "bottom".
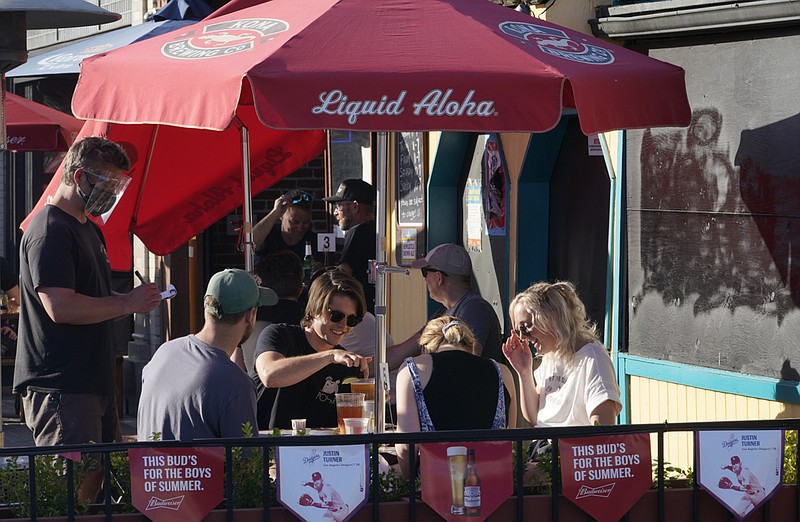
[
  {"left": 428, "top": 132, "right": 473, "bottom": 248},
  {"left": 601, "top": 131, "right": 628, "bottom": 423},
  {"left": 619, "top": 353, "right": 800, "bottom": 404},
  {"left": 515, "top": 119, "right": 569, "bottom": 291}
]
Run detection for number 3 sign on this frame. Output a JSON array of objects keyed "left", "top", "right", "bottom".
[{"left": 318, "top": 233, "right": 336, "bottom": 253}]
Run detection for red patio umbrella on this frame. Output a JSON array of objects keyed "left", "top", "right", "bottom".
[
  {"left": 21, "top": 116, "right": 325, "bottom": 272},
  {"left": 72, "top": 0, "right": 690, "bottom": 134},
  {"left": 3, "top": 91, "right": 82, "bottom": 151}
]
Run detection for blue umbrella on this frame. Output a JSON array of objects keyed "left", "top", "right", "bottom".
[{"left": 6, "top": 0, "right": 213, "bottom": 77}]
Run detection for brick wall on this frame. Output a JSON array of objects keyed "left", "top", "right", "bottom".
[{"left": 207, "top": 156, "right": 329, "bottom": 275}]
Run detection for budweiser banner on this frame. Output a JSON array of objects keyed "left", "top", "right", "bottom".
[
  {"left": 696, "top": 430, "right": 783, "bottom": 521},
  {"left": 129, "top": 446, "right": 224, "bottom": 522},
  {"left": 559, "top": 433, "right": 652, "bottom": 522},
  {"left": 276, "top": 445, "right": 369, "bottom": 522},
  {"left": 420, "top": 441, "right": 512, "bottom": 522}
]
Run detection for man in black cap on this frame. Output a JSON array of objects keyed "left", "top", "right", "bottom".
[{"left": 324, "top": 179, "right": 376, "bottom": 313}]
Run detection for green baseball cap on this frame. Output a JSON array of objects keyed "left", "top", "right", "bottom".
[{"left": 204, "top": 268, "right": 278, "bottom": 316}]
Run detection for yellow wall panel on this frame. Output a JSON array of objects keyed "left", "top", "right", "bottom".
[{"left": 629, "top": 377, "right": 800, "bottom": 473}]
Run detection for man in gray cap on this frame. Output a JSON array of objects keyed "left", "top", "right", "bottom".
[
  {"left": 324, "top": 179, "right": 376, "bottom": 313},
  {"left": 137, "top": 268, "right": 278, "bottom": 441},
  {"left": 388, "top": 243, "right": 504, "bottom": 366}
]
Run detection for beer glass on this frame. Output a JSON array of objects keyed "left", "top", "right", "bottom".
[
  {"left": 447, "top": 446, "right": 468, "bottom": 515},
  {"left": 350, "top": 378, "right": 375, "bottom": 400},
  {"left": 335, "top": 393, "right": 365, "bottom": 433}
]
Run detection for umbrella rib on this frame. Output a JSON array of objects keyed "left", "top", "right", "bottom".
[{"left": 131, "top": 124, "right": 160, "bottom": 225}]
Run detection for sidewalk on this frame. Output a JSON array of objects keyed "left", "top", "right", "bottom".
[{"left": 1, "top": 391, "right": 137, "bottom": 449}]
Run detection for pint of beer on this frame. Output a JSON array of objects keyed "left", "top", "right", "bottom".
[{"left": 447, "top": 446, "right": 468, "bottom": 515}]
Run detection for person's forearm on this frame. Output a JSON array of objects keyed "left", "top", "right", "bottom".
[
  {"left": 517, "top": 372, "right": 540, "bottom": 426},
  {"left": 41, "top": 292, "right": 131, "bottom": 324},
  {"left": 252, "top": 209, "right": 282, "bottom": 248},
  {"left": 588, "top": 400, "right": 619, "bottom": 426},
  {"left": 386, "top": 332, "right": 421, "bottom": 370},
  {"left": 259, "top": 350, "right": 336, "bottom": 388}
]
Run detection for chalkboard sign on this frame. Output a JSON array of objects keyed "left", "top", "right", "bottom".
[{"left": 396, "top": 132, "right": 425, "bottom": 226}]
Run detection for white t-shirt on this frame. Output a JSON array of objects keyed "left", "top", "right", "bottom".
[{"left": 534, "top": 342, "right": 621, "bottom": 427}]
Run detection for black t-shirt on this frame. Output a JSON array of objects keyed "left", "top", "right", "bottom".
[
  {"left": 254, "top": 225, "right": 323, "bottom": 263},
  {"left": 250, "top": 324, "right": 361, "bottom": 429},
  {"left": 423, "top": 351, "right": 509, "bottom": 430},
  {"left": 341, "top": 220, "right": 375, "bottom": 313},
  {"left": 14, "top": 206, "right": 116, "bottom": 395}
]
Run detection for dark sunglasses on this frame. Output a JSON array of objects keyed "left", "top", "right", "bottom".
[
  {"left": 421, "top": 267, "right": 448, "bottom": 278},
  {"left": 290, "top": 192, "right": 312, "bottom": 204},
  {"left": 327, "top": 308, "right": 362, "bottom": 327}
]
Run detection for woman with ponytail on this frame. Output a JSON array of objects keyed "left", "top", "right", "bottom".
[{"left": 395, "top": 316, "right": 516, "bottom": 477}]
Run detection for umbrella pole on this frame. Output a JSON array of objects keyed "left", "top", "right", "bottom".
[
  {"left": 374, "top": 131, "right": 389, "bottom": 433},
  {"left": 1, "top": 74, "right": 7, "bottom": 151},
  {"left": 235, "top": 117, "right": 255, "bottom": 272}
]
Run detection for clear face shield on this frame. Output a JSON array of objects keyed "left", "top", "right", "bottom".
[{"left": 77, "top": 169, "right": 132, "bottom": 224}]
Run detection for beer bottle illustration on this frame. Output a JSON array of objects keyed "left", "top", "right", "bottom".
[{"left": 464, "top": 448, "right": 481, "bottom": 516}]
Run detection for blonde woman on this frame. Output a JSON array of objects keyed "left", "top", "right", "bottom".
[
  {"left": 396, "top": 316, "right": 517, "bottom": 477},
  {"left": 502, "top": 281, "right": 621, "bottom": 427}
]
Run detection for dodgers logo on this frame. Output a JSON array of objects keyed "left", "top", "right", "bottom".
[
  {"left": 498, "top": 21, "right": 614, "bottom": 65},
  {"left": 162, "top": 18, "right": 289, "bottom": 60}
]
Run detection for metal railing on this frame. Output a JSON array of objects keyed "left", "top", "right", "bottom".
[{"left": 1, "top": 418, "right": 799, "bottom": 521}]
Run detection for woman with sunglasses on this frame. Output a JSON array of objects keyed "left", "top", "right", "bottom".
[
  {"left": 395, "top": 316, "right": 517, "bottom": 478},
  {"left": 502, "top": 281, "right": 621, "bottom": 428},
  {"left": 252, "top": 269, "right": 371, "bottom": 430},
  {"left": 252, "top": 189, "right": 322, "bottom": 265}
]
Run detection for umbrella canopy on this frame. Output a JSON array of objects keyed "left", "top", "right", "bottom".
[
  {"left": 6, "top": 19, "right": 195, "bottom": 77},
  {"left": 3, "top": 91, "right": 82, "bottom": 151},
  {"left": 72, "top": 0, "right": 691, "bottom": 135},
  {"left": 21, "top": 115, "right": 326, "bottom": 272}
]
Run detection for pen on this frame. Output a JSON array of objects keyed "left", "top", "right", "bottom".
[{"left": 134, "top": 270, "right": 147, "bottom": 284}]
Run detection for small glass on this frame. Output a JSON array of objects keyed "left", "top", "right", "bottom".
[
  {"left": 343, "top": 417, "right": 370, "bottom": 434},
  {"left": 291, "top": 418, "right": 306, "bottom": 436}
]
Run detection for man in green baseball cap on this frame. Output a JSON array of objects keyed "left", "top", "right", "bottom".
[{"left": 137, "top": 269, "right": 278, "bottom": 441}]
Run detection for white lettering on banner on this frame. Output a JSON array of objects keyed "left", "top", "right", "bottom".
[
  {"left": 412, "top": 89, "right": 495, "bottom": 118},
  {"left": 312, "top": 90, "right": 406, "bottom": 124},
  {"left": 576, "top": 484, "right": 615, "bottom": 499},
  {"left": 146, "top": 495, "right": 185, "bottom": 511},
  {"left": 311, "top": 89, "right": 496, "bottom": 125}
]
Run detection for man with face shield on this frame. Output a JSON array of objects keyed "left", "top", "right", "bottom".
[{"left": 14, "top": 137, "right": 163, "bottom": 502}]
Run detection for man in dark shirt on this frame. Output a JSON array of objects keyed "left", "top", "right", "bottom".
[
  {"left": 14, "top": 137, "right": 162, "bottom": 501},
  {"left": 387, "top": 243, "right": 505, "bottom": 368},
  {"left": 323, "top": 179, "right": 376, "bottom": 313}
]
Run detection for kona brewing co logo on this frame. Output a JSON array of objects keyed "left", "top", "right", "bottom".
[
  {"left": 498, "top": 21, "right": 614, "bottom": 65},
  {"left": 162, "top": 18, "right": 289, "bottom": 59},
  {"left": 576, "top": 483, "right": 615, "bottom": 499},
  {"left": 146, "top": 495, "right": 185, "bottom": 511}
]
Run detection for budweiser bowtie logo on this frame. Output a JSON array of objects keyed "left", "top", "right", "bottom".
[
  {"left": 146, "top": 495, "right": 185, "bottom": 511},
  {"left": 576, "top": 483, "right": 615, "bottom": 499}
]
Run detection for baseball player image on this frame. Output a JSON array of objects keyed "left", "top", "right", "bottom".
[
  {"left": 299, "top": 471, "right": 350, "bottom": 522},
  {"left": 719, "top": 455, "right": 766, "bottom": 517}
]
